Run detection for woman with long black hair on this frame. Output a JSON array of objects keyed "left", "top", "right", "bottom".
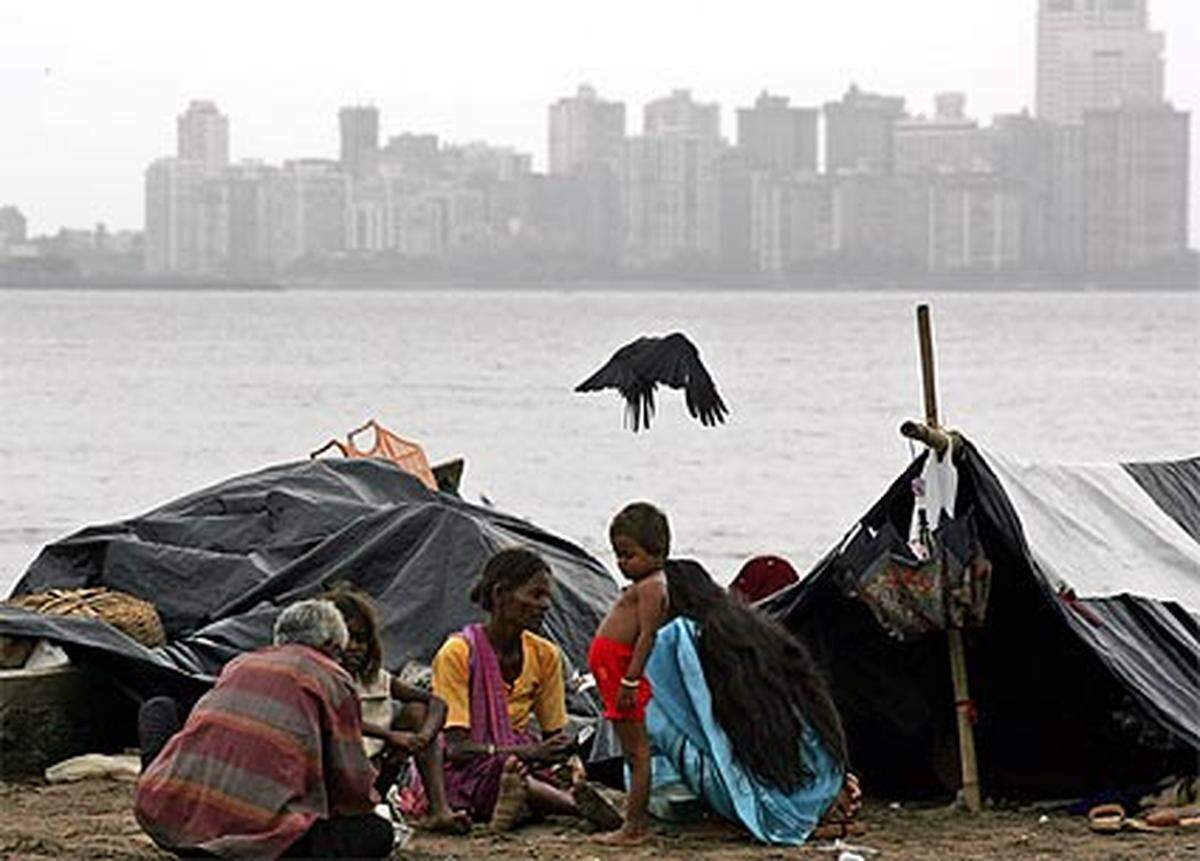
[{"left": 643, "top": 558, "right": 859, "bottom": 845}]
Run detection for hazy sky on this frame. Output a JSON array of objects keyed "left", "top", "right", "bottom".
[{"left": 2, "top": 0, "right": 1197, "bottom": 243}]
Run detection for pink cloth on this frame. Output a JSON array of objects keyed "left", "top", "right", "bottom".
[
  {"left": 441, "top": 624, "right": 539, "bottom": 820},
  {"left": 464, "top": 623, "right": 523, "bottom": 748}
]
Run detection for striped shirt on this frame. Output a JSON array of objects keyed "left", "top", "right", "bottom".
[{"left": 135, "top": 644, "right": 378, "bottom": 859}]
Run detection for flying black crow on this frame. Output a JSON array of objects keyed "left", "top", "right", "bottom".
[{"left": 575, "top": 332, "right": 728, "bottom": 431}]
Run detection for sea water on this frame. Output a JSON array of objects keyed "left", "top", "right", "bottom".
[{"left": 1, "top": 288, "right": 1196, "bottom": 593}]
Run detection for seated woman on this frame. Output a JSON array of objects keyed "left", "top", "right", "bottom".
[
  {"left": 430, "top": 547, "right": 621, "bottom": 831},
  {"left": 643, "top": 559, "right": 860, "bottom": 846}
]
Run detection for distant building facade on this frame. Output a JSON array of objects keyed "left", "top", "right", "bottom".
[
  {"left": 144, "top": 157, "right": 208, "bottom": 273},
  {"left": 894, "top": 93, "right": 995, "bottom": 175},
  {"left": 824, "top": 85, "right": 907, "bottom": 175},
  {"left": 548, "top": 85, "right": 626, "bottom": 175},
  {"left": 1083, "top": 103, "right": 1189, "bottom": 270},
  {"left": 621, "top": 90, "right": 723, "bottom": 268},
  {"left": 924, "top": 174, "right": 1024, "bottom": 272},
  {"left": 223, "top": 161, "right": 278, "bottom": 275},
  {"left": 1036, "top": 0, "right": 1164, "bottom": 125},
  {"left": 339, "top": 106, "right": 380, "bottom": 179},
  {"left": 829, "top": 174, "right": 926, "bottom": 269},
  {"left": 177, "top": 101, "right": 230, "bottom": 177},
  {"left": 736, "top": 91, "right": 819, "bottom": 174},
  {"left": 269, "top": 159, "right": 350, "bottom": 269}
]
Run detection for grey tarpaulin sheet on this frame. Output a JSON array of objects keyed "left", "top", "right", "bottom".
[{"left": 1, "top": 458, "right": 619, "bottom": 710}]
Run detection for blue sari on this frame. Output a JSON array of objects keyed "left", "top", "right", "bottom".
[{"left": 644, "top": 617, "right": 843, "bottom": 845}]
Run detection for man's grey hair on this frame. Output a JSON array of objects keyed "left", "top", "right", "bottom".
[{"left": 273, "top": 599, "right": 349, "bottom": 651}]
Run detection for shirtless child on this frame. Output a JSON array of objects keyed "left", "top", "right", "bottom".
[{"left": 587, "top": 502, "right": 670, "bottom": 845}]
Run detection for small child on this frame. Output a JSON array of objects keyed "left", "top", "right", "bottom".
[
  {"left": 324, "top": 584, "right": 470, "bottom": 834},
  {"left": 588, "top": 502, "right": 671, "bottom": 845}
]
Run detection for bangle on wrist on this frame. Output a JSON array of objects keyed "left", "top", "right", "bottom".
[
  {"left": 619, "top": 676, "right": 640, "bottom": 689},
  {"left": 486, "top": 743, "right": 496, "bottom": 757}
]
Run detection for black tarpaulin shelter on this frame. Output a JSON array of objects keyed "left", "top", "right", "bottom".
[
  {"left": 0, "top": 458, "right": 619, "bottom": 707},
  {"left": 763, "top": 438, "right": 1199, "bottom": 800}
]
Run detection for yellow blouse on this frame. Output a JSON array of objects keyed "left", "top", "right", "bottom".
[{"left": 430, "top": 629, "right": 568, "bottom": 734}]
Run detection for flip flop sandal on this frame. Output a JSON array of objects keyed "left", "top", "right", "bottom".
[
  {"left": 1145, "top": 808, "right": 1200, "bottom": 829},
  {"left": 1088, "top": 803, "right": 1125, "bottom": 833}
]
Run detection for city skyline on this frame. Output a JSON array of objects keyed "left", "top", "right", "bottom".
[{"left": 2, "top": 0, "right": 1197, "bottom": 245}]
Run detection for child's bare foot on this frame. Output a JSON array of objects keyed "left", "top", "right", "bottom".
[
  {"left": 489, "top": 757, "right": 529, "bottom": 832},
  {"left": 414, "top": 809, "right": 471, "bottom": 835},
  {"left": 572, "top": 781, "right": 624, "bottom": 832},
  {"left": 592, "top": 825, "right": 649, "bottom": 846}
]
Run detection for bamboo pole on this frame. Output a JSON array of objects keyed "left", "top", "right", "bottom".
[
  {"left": 915, "top": 304, "right": 982, "bottom": 813},
  {"left": 899, "top": 420, "right": 952, "bottom": 455}
]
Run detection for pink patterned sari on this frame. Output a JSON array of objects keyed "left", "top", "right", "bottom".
[{"left": 441, "top": 623, "right": 542, "bottom": 820}]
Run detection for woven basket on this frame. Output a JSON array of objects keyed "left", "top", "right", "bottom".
[{"left": 7, "top": 588, "right": 166, "bottom": 647}]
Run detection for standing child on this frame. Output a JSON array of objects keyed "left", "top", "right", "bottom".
[{"left": 588, "top": 502, "right": 671, "bottom": 845}]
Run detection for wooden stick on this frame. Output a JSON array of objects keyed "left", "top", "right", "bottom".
[
  {"left": 948, "top": 627, "right": 982, "bottom": 812},
  {"left": 917, "top": 305, "right": 939, "bottom": 428},
  {"left": 899, "top": 420, "right": 952, "bottom": 454},
  {"left": 914, "top": 304, "right": 982, "bottom": 814}
]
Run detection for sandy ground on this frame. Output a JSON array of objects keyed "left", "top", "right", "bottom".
[{"left": 0, "top": 778, "right": 1196, "bottom": 861}]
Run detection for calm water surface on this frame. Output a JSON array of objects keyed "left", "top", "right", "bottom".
[{"left": 1, "top": 288, "right": 1197, "bottom": 593}]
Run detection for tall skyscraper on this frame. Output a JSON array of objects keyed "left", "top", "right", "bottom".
[
  {"left": 1084, "top": 104, "right": 1189, "bottom": 270},
  {"left": 824, "top": 85, "right": 907, "bottom": 175},
  {"left": 736, "top": 91, "right": 819, "bottom": 174},
  {"left": 177, "top": 100, "right": 230, "bottom": 177},
  {"left": 1036, "top": 0, "right": 1164, "bottom": 125},
  {"left": 548, "top": 85, "right": 626, "bottom": 175},
  {"left": 339, "top": 106, "right": 380, "bottom": 179}
]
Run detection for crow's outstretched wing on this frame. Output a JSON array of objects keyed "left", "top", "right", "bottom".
[
  {"left": 574, "top": 333, "right": 727, "bottom": 431},
  {"left": 636, "top": 333, "right": 728, "bottom": 427}
]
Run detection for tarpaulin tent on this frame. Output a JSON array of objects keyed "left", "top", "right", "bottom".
[
  {"left": 0, "top": 458, "right": 619, "bottom": 709},
  {"left": 762, "top": 439, "right": 1199, "bottom": 800}
]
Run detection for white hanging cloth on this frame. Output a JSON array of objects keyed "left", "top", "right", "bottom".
[{"left": 909, "top": 436, "right": 959, "bottom": 545}]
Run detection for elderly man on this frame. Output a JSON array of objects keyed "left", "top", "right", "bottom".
[{"left": 134, "top": 599, "right": 393, "bottom": 859}]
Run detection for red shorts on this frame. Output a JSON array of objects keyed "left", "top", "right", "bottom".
[{"left": 588, "top": 636, "right": 652, "bottom": 722}]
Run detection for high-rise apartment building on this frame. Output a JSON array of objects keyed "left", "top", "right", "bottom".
[
  {"left": 1084, "top": 103, "right": 1189, "bottom": 270},
  {"left": 824, "top": 85, "right": 907, "bottom": 175},
  {"left": 737, "top": 91, "right": 819, "bottom": 174},
  {"left": 829, "top": 174, "right": 926, "bottom": 268},
  {"left": 1036, "top": 0, "right": 1164, "bottom": 125},
  {"left": 177, "top": 101, "right": 230, "bottom": 177},
  {"left": 144, "top": 157, "right": 208, "bottom": 273},
  {"left": 548, "top": 85, "right": 626, "bottom": 175},
  {"left": 267, "top": 160, "right": 350, "bottom": 269},
  {"left": 223, "top": 161, "right": 277, "bottom": 275},
  {"left": 339, "top": 106, "right": 380, "bottom": 179},
  {"left": 643, "top": 89, "right": 720, "bottom": 139},
  {"left": 621, "top": 91, "right": 723, "bottom": 267},
  {"left": 924, "top": 174, "right": 1024, "bottom": 271}
]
